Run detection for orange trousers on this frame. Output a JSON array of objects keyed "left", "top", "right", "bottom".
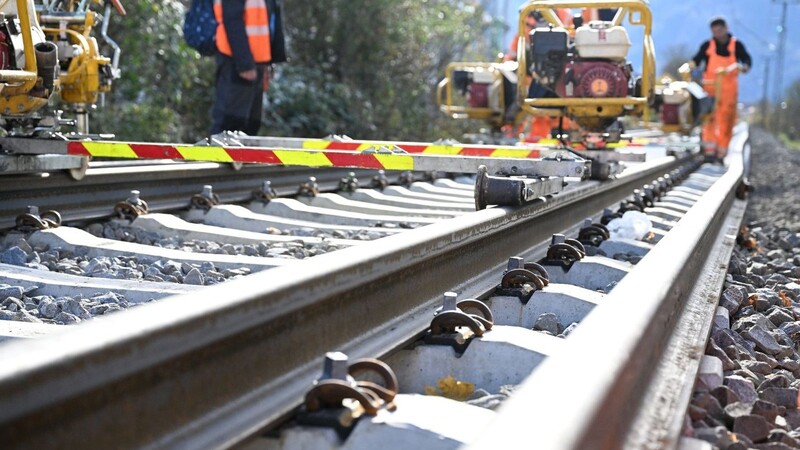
[{"left": 702, "top": 87, "right": 737, "bottom": 158}]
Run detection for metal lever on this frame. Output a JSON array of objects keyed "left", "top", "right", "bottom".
[{"left": 474, "top": 165, "right": 565, "bottom": 210}]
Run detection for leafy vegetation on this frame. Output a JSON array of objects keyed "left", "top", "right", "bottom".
[{"left": 86, "top": 0, "right": 490, "bottom": 143}]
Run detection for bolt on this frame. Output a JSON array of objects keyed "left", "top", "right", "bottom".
[
  {"left": 551, "top": 234, "right": 566, "bottom": 245},
  {"left": 127, "top": 190, "right": 141, "bottom": 206},
  {"left": 262, "top": 180, "right": 272, "bottom": 191},
  {"left": 201, "top": 185, "right": 214, "bottom": 199},
  {"left": 26, "top": 205, "right": 40, "bottom": 216},
  {"left": 322, "top": 352, "right": 349, "bottom": 381},
  {"left": 506, "top": 256, "right": 524, "bottom": 271},
  {"left": 442, "top": 292, "right": 458, "bottom": 311},
  {"left": 582, "top": 218, "right": 592, "bottom": 228}
]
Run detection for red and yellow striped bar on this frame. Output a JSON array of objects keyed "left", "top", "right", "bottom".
[
  {"left": 66, "top": 141, "right": 415, "bottom": 171},
  {"left": 301, "top": 139, "right": 544, "bottom": 159}
]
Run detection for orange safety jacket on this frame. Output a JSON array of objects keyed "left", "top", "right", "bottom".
[
  {"left": 703, "top": 36, "right": 738, "bottom": 97},
  {"left": 214, "top": 0, "right": 272, "bottom": 63}
]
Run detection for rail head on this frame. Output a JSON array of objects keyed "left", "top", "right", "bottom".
[{"left": 468, "top": 125, "right": 749, "bottom": 450}]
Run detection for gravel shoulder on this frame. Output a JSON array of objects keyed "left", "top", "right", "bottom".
[{"left": 684, "top": 128, "right": 800, "bottom": 449}]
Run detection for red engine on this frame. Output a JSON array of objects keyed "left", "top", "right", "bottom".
[
  {"left": 555, "top": 60, "right": 630, "bottom": 98},
  {"left": 0, "top": 31, "right": 11, "bottom": 70}
]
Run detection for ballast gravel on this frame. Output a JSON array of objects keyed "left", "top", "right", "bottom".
[{"left": 683, "top": 130, "right": 800, "bottom": 449}]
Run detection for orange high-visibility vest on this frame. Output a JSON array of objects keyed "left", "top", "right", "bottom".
[
  {"left": 701, "top": 36, "right": 738, "bottom": 155},
  {"left": 214, "top": 0, "right": 272, "bottom": 63},
  {"left": 703, "top": 37, "right": 738, "bottom": 97}
]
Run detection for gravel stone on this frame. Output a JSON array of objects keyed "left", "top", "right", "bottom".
[
  {"left": 532, "top": 313, "right": 561, "bottom": 335},
  {"left": 733, "top": 414, "right": 771, "bottom": 443},
  {"left": 183, "top": 268, "right": 204, "bottom": 285},
  {"left": 767, "top": 309, "right": 795, "bottom": 327},
  {"left": 54, "top": 311, "right": 81, "bottom": 325},
  {"left": 714, "top": 327, "right": 756, "bottom": 354},
  {"left": 758, "top": 388, "right": 798, "bottom": 408},
  {"left": 708, "top": 340, "right": 738, "bottom": 371},
  {"left": 37, "top": 298, "right": 60, "bottom": 319},
  {"left": 84, "top": 257, "right": 110, "bottom": 274},
  {"left": 0, "top": 246, "right": 27, "bottom": 266},
  {"left": 712, "top": 386, "right": 742, "bottom": 407},
  {"left": 759, "top": 374, "right": 792, "bottom": 390},
  {"left": 12, "top": 309, "right": 42, "bottom": 323},
  {"left": 62, "top": 299, "right": 91, "bottom": 320},
  {"left": 0, "top": 285, "right": 24, "bottom": 300},
  {"left": 750, "top": 400, "right": 780, "bottom": 424},
  {"left": 742, "top": 326, "right": 792, "bottom": 358}
]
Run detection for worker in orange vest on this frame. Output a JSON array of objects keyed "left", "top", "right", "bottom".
[
  {"left": 211, "top": 0, "right": 286, "bottom": 135},
  {"left": 689, "top": 17, "right": 751, "bottom": 162}
]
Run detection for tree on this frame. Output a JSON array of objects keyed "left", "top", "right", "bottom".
[
  {"left": 82, "top": 0, "right": 489, "bottom": 143},
  {"left": 261, "top": 0, "right": 490, "bottom": 141},
  {"left": 89, "top": 0, "right": 215, "bottom": 142}
]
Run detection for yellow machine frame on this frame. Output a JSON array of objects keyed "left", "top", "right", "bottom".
[
  {"left": 437, "top": 62, "right": 511, "bottom": 129},
  {"left": 0, "top": 0, "right": 47, "bottom": 117},
  {"left": 40, "top": 6, "right": 111, "bottom": 105},
  {"left": 517, "top": 0, "right": 656, "bottom": 130}
]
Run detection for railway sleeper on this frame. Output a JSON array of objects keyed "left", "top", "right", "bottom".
[
  {"left": 184, "top": 204, "right": 403, "bottom": 237},
  {"left": 131, "top": 213, "right": 362, "bottom": 248},
  {"left": 248, "top": 198, "right": 437, "bottom": 228},
  {"left": 295, "top": 193, "right": 467, "bottom": 218},
  {"left": 343, "top": 188, "right": 474, "bottom": 208},
  {"left": 379, "top": 185, "right": 474, "bottom": 203}
]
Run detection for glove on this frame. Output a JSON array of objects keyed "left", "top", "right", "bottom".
[{"left": 690, "top": 68, "right": 703, "bottom": 80}]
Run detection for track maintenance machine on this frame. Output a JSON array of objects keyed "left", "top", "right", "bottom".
[
  {"left": 437, "top": 1, "right": 661, "bottom": 179},
  {"left": 0, "top": 0, "right": 123, "bottom": 136},
  {"left": 516, "top": 1, "right": 656, "bottom": 148}
]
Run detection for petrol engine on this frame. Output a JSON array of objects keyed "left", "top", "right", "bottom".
[{"left": 526, "top": 20, "right": 634, "bottom": 132}]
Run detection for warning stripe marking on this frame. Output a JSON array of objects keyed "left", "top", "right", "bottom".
[
  {"left": 301, "top": 140, "right": 546, "bottom": 158},
  {"left": 66, "top": 142, "right": 420, "bottom": 171}
]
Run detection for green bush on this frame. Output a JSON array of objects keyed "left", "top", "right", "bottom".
[{"left": 79, "top": 0, "right": 490, "bottom": 142}]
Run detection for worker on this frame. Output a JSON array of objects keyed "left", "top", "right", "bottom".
[
  {"left": 689, "top": 17, "right": 751, "bottom": 162},
  {"left": 210, "top": 0, "right": 286, "bottom": 135},
  {"left": 504, "top": 11, "right": 539, "bottom": 62}
]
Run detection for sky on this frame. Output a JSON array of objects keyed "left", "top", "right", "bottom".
[{"left": 483, "top": 0, "right": 800, "bottom": 103}]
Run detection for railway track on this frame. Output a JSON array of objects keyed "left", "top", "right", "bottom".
[{"left": 0, "top": 126, "right": 750, "bottom": 449}]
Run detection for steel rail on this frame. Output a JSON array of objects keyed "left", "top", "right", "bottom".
[
  {"left": 470, "top": 126, "right": 749, "bottom": 450},
  {"left": 0, "top": 164, "right": 395, "bottom": 229},
  {"left": 0, "top": 153, "right": 696, "bottom": 449}
]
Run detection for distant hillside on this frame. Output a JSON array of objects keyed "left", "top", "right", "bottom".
[{"left": 495, "top": 1, "right": 800, "bottom": 103}]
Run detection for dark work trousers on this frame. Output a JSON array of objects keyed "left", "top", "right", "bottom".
[{"left": 210, "top": 54, "right": 266, "bottom": 135}]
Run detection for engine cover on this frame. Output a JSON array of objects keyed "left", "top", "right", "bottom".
[{"left": 556, "top": 61, "right": 629, "bottom": 98}]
